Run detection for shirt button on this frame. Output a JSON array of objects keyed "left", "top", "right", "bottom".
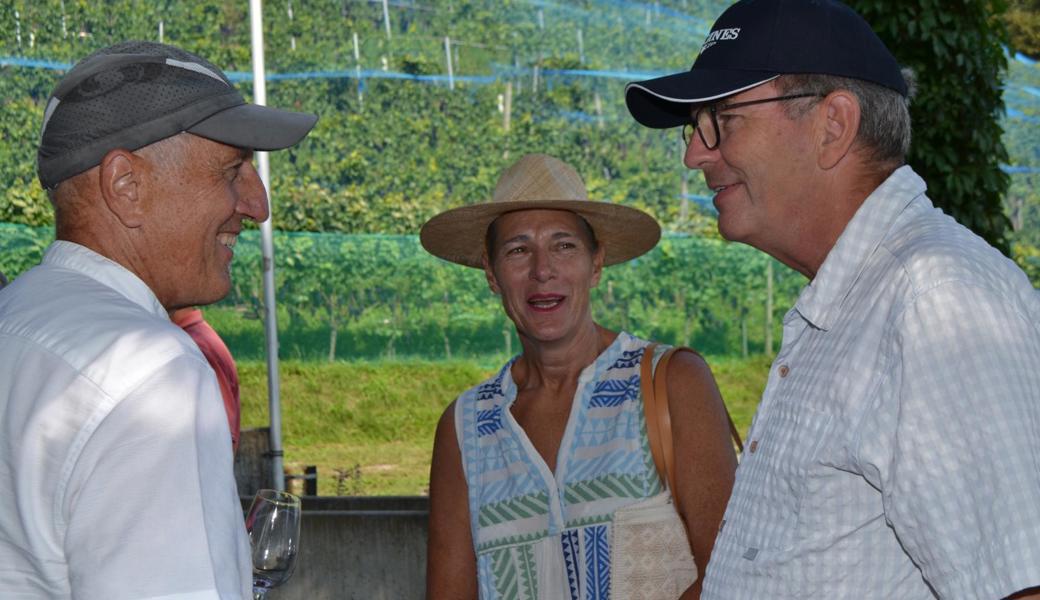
[
  {"left": 778, "top": 364, "right": 790, "bottom": 378},
  {"left": 749, "top": 440, "right": 759, "bottom": 453}
]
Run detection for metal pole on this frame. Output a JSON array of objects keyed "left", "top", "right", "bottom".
[
  {"left": 382, "top": 0, "right": 391, "bottom": 39},
  {"left": 287, "top": 0, "right": 295, "bottom": 52},
  {"left": 680, "top": 175, "right": 689, "bottom": 222},
  {"left": 503, "top": 81, "right": 512, "bottom": 133},
  {"left": 248, "top": 0, "right": 285, "bottom": 493},
  {"left": 353, "top": 32, "right": 363, "bottom": 106},
  {"left": 444, "top": 36, "right": 454, "bottom": 90}
]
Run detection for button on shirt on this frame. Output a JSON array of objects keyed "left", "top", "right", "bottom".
[
  {"left": 702, "top": 167, "right": 1040, "bottom": 599},
  {"left": 0, "top": 241, "right": 251, "bottom": 599}
]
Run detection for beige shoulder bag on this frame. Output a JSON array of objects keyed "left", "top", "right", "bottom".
[{"left": 610, "top": 343, "right": 743, "bottom": 600}]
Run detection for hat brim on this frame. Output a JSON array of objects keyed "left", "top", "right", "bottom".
[
  {"left": 625, "top": 69, "right": 778, "bottom": 128},
  {"left": 188, "top": 103, "right": 318, "bottom": 150},
  {"left": 420, "top": 200, "right": 662, "bottom": 269}
]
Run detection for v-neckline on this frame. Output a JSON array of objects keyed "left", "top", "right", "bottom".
[{"left": 499, "top": 332, "right": 630, "bottom": 486}]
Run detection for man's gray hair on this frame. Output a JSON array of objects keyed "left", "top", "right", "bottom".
[
  {"left": 47, "top": 133, "right": 192, "bottom": 206},
  {"left": 777, "top": 69, "right": 917, "bottom": 169}
]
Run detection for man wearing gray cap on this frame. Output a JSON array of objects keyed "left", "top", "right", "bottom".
[
  {"left": 626, "top": 1, "right": 1040, "bottom": 599},
  {"left": 0, "top": 41, "right": 316, "bottom": 598}
]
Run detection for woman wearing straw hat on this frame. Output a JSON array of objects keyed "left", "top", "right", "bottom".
[{"left": 422, "top": 154, "right": 737, "bottom": 599}]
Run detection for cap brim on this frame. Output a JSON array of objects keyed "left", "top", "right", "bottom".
[
  {"left": 625, "top": 69, "right": 778, "bottom": 128},
  {"left": 420, "top": 200, "right": 661, "bottom": 269},
  {"left": 188, "top": 103, "right": 318, "bottom": 150}
]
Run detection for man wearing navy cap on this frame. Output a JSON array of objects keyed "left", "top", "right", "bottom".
[
  {"left": 0, "top": 41, "right": 316, "bottom": 598},
  {"left": 627, "top": 1, "right": 1040, "bottom": 599}
]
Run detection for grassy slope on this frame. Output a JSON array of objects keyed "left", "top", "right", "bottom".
[{"left": 239, "top": 355, "right": 771, "bottom": 496}]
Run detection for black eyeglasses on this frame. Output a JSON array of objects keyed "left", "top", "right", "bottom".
[{"left": 681, "top": 93, "right": 823, "bottom": 150}]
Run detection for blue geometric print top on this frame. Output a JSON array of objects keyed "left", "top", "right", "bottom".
[{"left": 454, "top": 332, "right": 666, "bottom": 599}]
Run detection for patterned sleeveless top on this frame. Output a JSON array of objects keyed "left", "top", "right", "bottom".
[{"left": 454, "top": 332, "right": 666, "bottom": 600}]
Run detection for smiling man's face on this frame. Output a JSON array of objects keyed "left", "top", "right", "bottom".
[
  {"left": 138, "top": 133, "right": 269, "bottom": 310},
  {"left": 683, "top": 81, "right": 821, "bottom": 255}
]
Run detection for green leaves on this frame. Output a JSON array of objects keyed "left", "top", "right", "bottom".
[
  {"left": 1, "top": 0, "right": 1036, "bottom": 296},
  {"left": 0, "top": 0, "right": 709, "bottom": 239},
  {"left": 1005, "top": 0, "right": 1040, "bottom": 59},
  {"left": 850, "top": 0, "right": 1013, "bottom": 253}
]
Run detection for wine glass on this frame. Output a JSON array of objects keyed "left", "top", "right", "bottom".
[{"left": 245, "top": 489, "right": 302, "bottom": 600}]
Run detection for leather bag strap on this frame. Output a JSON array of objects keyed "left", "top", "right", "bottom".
[
  {"left": 640, "top": 343, "right": 668, "bottom": 491},
  {"left": 640, "top": 345, "right": 745, "bottom": 506},
  {"left": 653, "top": 347, "right": 680, "bottom": 498}
]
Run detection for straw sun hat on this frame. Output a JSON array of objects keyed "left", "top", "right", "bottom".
[{"left": 420, "top": 154, "right": 661, "bottom": 268}]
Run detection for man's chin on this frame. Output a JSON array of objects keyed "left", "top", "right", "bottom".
[
  {"left": 187, "top": 278, "right": 232, "bottom": 308},
  {"left": 716, "top": 220, "right": 744, "bottom": 243}
]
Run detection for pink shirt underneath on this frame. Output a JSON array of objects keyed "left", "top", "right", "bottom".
[{"left": 172, "top": 308, "right": 241, "bottom": 453}]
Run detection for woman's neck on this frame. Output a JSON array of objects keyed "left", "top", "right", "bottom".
[{"left": 513, "top": 322, "right": 618, "bottom": 393}]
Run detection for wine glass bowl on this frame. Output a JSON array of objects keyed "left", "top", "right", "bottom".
[{"left": 246, "top": 489, "right": 301, "bottom": 599}]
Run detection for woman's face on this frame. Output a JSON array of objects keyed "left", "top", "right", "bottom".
[{"left": 483, "top": 209, "right": 604, "bottom": 346}]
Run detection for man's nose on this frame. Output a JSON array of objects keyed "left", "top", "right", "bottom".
[
  {"left": 683, "top": 131, "right": 718, "bottom": 171},
  {"left": 237, "top": 161, "right": 270, "bottom": 224}
]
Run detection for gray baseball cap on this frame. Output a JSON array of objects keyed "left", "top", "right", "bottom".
[{"left": 37, "top": 40, "right": 318, "bottom": 189}]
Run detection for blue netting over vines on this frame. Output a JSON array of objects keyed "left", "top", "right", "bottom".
[{"left": 1, "top": 1, "right": 1037, "bottom": 361}]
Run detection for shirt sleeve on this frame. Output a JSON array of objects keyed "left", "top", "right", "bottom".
[
  {"left": 867, "top": 281, "right": 1040, "bottom": 599},
  {"left": 62, "top": 353, "right": 250, "bottom": 600}
]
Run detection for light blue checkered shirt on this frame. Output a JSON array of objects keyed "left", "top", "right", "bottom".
[{"left": 702, "top": 167, "right": 1040, "bottom": 599}]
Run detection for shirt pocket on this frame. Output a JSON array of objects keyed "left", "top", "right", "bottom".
[{"left": 721, "top": 399, "right": 834, "bottom": 554}]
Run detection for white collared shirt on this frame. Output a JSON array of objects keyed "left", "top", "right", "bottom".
[
  {"left": 0, "top": 241, "right": 251, "bottom": 599},
  {"left": 702, "top": 167, "right": 1040, "bottom": 599}
]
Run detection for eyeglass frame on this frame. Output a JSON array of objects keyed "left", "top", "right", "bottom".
[{"left": 681, "top": 92, "right": 824, "bottom": 150}]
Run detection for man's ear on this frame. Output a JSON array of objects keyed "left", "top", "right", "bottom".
[
  {"left": 98, "top": 149, "right": 146, "bottom": 228},
  {"left": 817, "top": 91, "right": 861, "bottom": 170},
  {"left": 482, "top": 251, "right": 501, "bottom": 295}
]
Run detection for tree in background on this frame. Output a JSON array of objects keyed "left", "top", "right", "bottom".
[
  {"left": 1005, "top": 0, "right": 1040, "bottom": 58},
  {"left": 851, "top": 0, "right": 1012, "bottom": 253}
]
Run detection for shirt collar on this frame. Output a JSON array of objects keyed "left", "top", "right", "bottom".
[
  {"left": 793, "top": 166, "right": 928, "bottom": 331},
  {"left": 43, "top": 240, "right": 169, "bottom": 320},
  {"left": 499, "top": 331, "right": 636, "bottom": 404},
  {"left": 171, "top": 307, "right": 204, "bottom": 328}
]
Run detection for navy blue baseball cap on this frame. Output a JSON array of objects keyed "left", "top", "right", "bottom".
[{"left": 625, "top": 0, "right": 906, "bottom": 129}]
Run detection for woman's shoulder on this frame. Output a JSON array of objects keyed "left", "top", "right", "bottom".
[
  {"left": 614, "top": 331, "right": 663, "bottom": 356},
  {"left": 629, "top": 336, "right": 713, "bottom": 378},
  {"left": 454, "top": 358, "right": 515, "bottom": 408},
  {"left": 619, "top": 331, "right": 685, "bottom": 353},
  {"left": 615, "top": 332, "right": 672, "bottom": 366}
]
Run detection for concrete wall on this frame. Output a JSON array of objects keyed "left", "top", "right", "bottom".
[
  {"left": 236, "top": 430, "right": 429, "bottom": 598},
  {"left": 254, "top": 496, "right": 429, "bottom": 600}
]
